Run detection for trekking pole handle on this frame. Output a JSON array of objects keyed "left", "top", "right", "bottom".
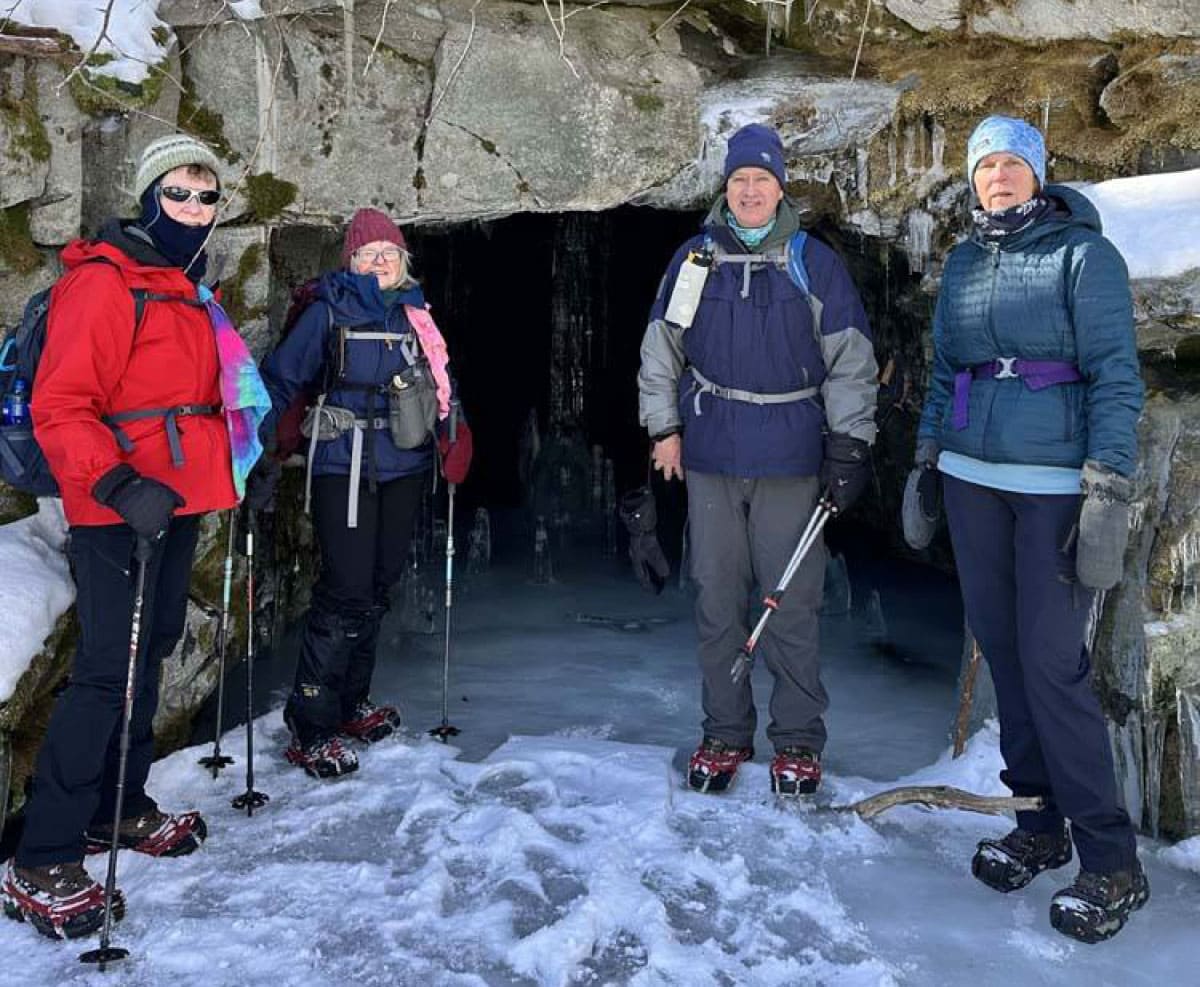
[
  {"left": 448, "top": 399, "right": 459, "bottom": 444},
  {"left": 134, "top": 536, "right": 153, "bottom": 563}
]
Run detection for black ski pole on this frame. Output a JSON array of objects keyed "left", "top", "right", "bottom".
[
  {"left": 430, "top": 403, "right": 461, "bottom": 742},
  {"left": 730, "top": 499, "right": 833, "bottom": 685},
  {"left": 199, "top": 515, "right": 236, "bottom": 777},
  {"left": 232, "top": 515, "right": 269, "bottom": 814},
  {"left": 80, "top": 536, "right": 153, "bottom": 969}
]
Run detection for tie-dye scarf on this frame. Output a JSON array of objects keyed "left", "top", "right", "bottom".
[{"left": 197, "top": 283, "right": 271, "bottom": 499}]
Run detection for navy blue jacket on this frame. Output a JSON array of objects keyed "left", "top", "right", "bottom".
[
  {"left": 638, "top": 198, "right": 877, "bottom": 477},
  {"left": 918, "top": 185, "right": 1143, "bottom": 477},
  {"left": 261, "top": 271, "right": 435, "bottom": 481}
]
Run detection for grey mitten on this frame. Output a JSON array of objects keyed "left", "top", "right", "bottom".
[
  {"left": 902, "top": 465, "right": 940, "bottom": 550},
  {"left": 619, "top": 486, "right": 670, "bottom": 594},
  {"left": 902, "top": 438, "right": 941, "bottom": 550},
  {"left": 1075, "top": 460, "right": 1135, "bottom": 591}
]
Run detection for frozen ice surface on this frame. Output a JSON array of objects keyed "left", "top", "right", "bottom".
[{"left": 3, "top": 554, "right": 1197, "bottom": 986}]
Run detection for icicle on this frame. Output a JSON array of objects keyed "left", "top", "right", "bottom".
[
  {"left": 1108, "top": 714, "right": 1144, "bottom": 829},
  {"left": 467, "top": 508, "right": 491, "bottom": 575},
  {"left": 1144, "top": 712, "right": 1167, "bottom": 837},
  {"left": 904, "top": 209, "right": 934, "bottom": 275},
  {"left": 1177, "top": 687, "right": 1200, "bottom": 835},
  {"left": 902, "top": 122, "right": 919, "bottom": 177},
  {"left": 855, "top": 146, "right": 870, "bottom": 203},
  {"left": 533, "top": 515, "right": 553, "bottom": 585},
  {"left": 602, "top": 458, "right": 617, "bottom": 559},
  {"left": 253, "top": 24, "right": 278, "bottom": 173},
  {"left": 930, "top": 120, "right": 946, "bottom": 175}
]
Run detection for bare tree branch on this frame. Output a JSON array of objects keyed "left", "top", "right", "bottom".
[
  {"left": 850, "top": 0, "right": 872, "bottom": 82},
  {"left": 541, "top": 0, "right": 579, "bottom": 79},
  {"left": 428, "top": 0, "right": 482, "bottom": 123},
  {"left": 652, "top": 0, "right": 696, "bottom": 39},
  {"left": 58, "top": 0, "right": 117, "bottom": 91},
  {"left": 362, "top": 0, "right": 395, "bottom": 79},
  {"left": 845, "top": 786, "right": 1045, "bottom": 821}
]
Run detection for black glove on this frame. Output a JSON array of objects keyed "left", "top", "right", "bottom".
[
  {"left": 245, "top": 456, "right": 281, "bottom": 512},
  {"left": 92, "top": 464, "right": 185, "bottom": 542},
  {"left": 1075, "top": 460, "right": 1134, "bottom": 591},
  {"left": 618, "top": 486, "right": 670, "bottom": 594},
  {"left": 819, "top": 434, "right": 871, "bottom": 515}
]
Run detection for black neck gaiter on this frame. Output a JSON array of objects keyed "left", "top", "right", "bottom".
[{"left": 139, "top": 185, "right": 213, "bottom": 281}]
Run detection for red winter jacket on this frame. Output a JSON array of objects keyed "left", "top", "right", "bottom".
[{"left": 32, "top": 225, "right": 237, "bottom": 526}]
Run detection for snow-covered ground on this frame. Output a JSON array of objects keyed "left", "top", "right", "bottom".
[{"left": 3, "top": 548, "right": 1198, "bottom": 987}]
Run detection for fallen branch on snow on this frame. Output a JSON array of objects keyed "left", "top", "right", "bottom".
[{"left": 843, "top": 785, "right": 1044, "bottom": 820}]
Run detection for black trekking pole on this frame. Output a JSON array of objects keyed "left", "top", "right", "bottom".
[
  {"left": 79, "top": 537, "right": 153, "bottom": 969},
  {"left": 730, "top": 498, "right": 833, "bottom": 685},
  {"left": 430, "top": 403, "right": 461, "bottom": 742},
  {"left": 199, "top": 515, "right": 236, "bottom": 777},
  {"left": 232, "top": 514, "right": 269, "bottom": 814}
]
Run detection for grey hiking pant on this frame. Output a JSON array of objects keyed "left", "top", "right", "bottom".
[{"left": 687, "top": 471, "right": 827, "bottom": 753}]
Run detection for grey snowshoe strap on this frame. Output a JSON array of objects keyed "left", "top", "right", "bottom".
[
  {"left": 103, "top": 403, "right": 221, "bottom": 468},
  {"left": 689, "top": 367, "right": 818, "bottom": 416}
]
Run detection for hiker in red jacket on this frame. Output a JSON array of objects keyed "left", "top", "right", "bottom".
[{"left": 1, "top": 134, "right": 263, "bottom": 941}]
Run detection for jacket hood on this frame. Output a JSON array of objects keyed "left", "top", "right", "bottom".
[
  {"left": 703, "top": 195, "right": 802, "bottom": 253},
  {"left": 316, "top": 270, "right": 426, "bottom": 326},
  {"left": 59, "top": 220, "right": 202, "bottom": 291}
]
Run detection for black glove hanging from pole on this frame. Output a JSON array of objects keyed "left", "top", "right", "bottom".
[{"left": 619, "top": 486, "right": 670, "bottom": 594}]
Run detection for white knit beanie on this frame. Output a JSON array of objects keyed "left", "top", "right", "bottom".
[{"left": 133, "top": 134, "right": 224, "bottom": 200}]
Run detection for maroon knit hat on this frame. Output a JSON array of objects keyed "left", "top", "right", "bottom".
[{"left": 342, "top": 208, "right": 407, "bottom": 267}]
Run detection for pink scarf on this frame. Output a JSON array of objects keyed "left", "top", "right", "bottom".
[{"left": 405, "top": 304, "right": 452, "bottom": 419}]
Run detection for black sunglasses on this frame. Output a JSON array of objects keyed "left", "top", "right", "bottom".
[{"left": 159, "top": 185, "right": 221, "bottom": 206}]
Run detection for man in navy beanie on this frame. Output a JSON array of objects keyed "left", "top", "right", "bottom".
[{"left": 637, "top": 122, "right": 877, "bottom": 797}]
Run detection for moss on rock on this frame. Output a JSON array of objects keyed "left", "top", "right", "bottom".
[
  {"left": 243, "top": 173, "right": 298, "bottom": 221},
  {"left": 0, "top": 204, "right": 42, "bottom": 275},
  {"left": 179, "top": 86, "right": 241, "bottom": 165},
  {"left": 221, "top": 241, "right": 266, "bottom": 324},
  {"left": 1, "top": 91, "right": 51, "bottom": 165}
]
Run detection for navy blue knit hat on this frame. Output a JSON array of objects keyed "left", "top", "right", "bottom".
[
  {"left": 723, "top": 123, "right": 786, "bottom": 187},
  {"left": 967, "top": 115, "right": 1046, "bottom": 188}
]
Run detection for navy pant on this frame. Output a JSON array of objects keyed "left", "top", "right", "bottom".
[
  {"left": 943, "top": 475, "right": 1136, "bottom": 873},
  {"left": 17, "top": 516, "right": 200, "bottom": 868},
  {"left": 285, "top": 472, "right": 427, "bottom": 742}
]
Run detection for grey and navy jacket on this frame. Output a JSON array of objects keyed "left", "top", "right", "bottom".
[
  {"left": 638, "top": 197, "right": 877, "bottom": 477},
  {"left": 917, "top": 185, "right": 1143, "bottom": 477},
  {"left": 260, "top": 271, "right": 436, "bottom": 482}
]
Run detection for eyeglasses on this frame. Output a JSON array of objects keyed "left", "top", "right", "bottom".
[
  {"left": 159, "top": 185, "right": 221, "bottom": 206},
  {"left": 353, "top": 247, "right": 403, "bottom": 264}
]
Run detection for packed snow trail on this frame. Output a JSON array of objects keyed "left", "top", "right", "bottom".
[{"left": 3, "top": 720, "right": 1198, "bottom": 987}]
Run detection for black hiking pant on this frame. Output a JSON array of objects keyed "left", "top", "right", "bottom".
[
  {"left": 16, "top": 516, "right": 200, "bottom": 868},
  {"left": 285, "top": 472, "right": 427, "bottom": 744},
  {"left": 944, "top": 475, "right": 1137, "bottom": 874}
]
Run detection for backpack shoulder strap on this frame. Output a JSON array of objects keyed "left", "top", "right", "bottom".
[{"left": 786, "top": 230, "right": 810, "bottom": 297}]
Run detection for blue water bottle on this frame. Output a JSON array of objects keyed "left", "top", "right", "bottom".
[{"left": 2, "top": 377, "right": 30, "bottom": 427}]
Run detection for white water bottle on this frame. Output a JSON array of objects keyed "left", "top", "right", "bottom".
[{"left": 664, "top": 250, "right": 713, "bottom": 328}]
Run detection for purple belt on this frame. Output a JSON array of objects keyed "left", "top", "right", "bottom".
[{"left": 952, "top": 358, "right": 1082, "bottom": 431}]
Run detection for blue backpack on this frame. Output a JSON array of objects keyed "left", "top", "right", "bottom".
[{"left": 0, "top": 258, "right": 197, "bottom": 496}]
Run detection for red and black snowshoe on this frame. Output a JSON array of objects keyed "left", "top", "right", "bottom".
[
  {"left": 1, "top": 860, "right": 123, "bottom": 940},
  {"left": 285, "top": 734, "right": 359, "bottom": 778},
  {"left": 340, "top": 699, "right": 402, "bottom": 744},
  {"left": 687, "top": 737, "right": 753, "bottom": 793},
  {"left": 84, "top": 808, "right": 207, "bottom": 858}
]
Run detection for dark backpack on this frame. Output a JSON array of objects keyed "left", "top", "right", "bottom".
[
  {"left": 272, "top": 277, "right": 325, "bottom": 461},
  {"left": 0, "top": 257, "right": 199, "bottom": 496}
]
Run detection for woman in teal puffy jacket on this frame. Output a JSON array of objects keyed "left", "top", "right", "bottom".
[{"left": 913, "top": 116, "right": 1147, "bottom": 944}]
